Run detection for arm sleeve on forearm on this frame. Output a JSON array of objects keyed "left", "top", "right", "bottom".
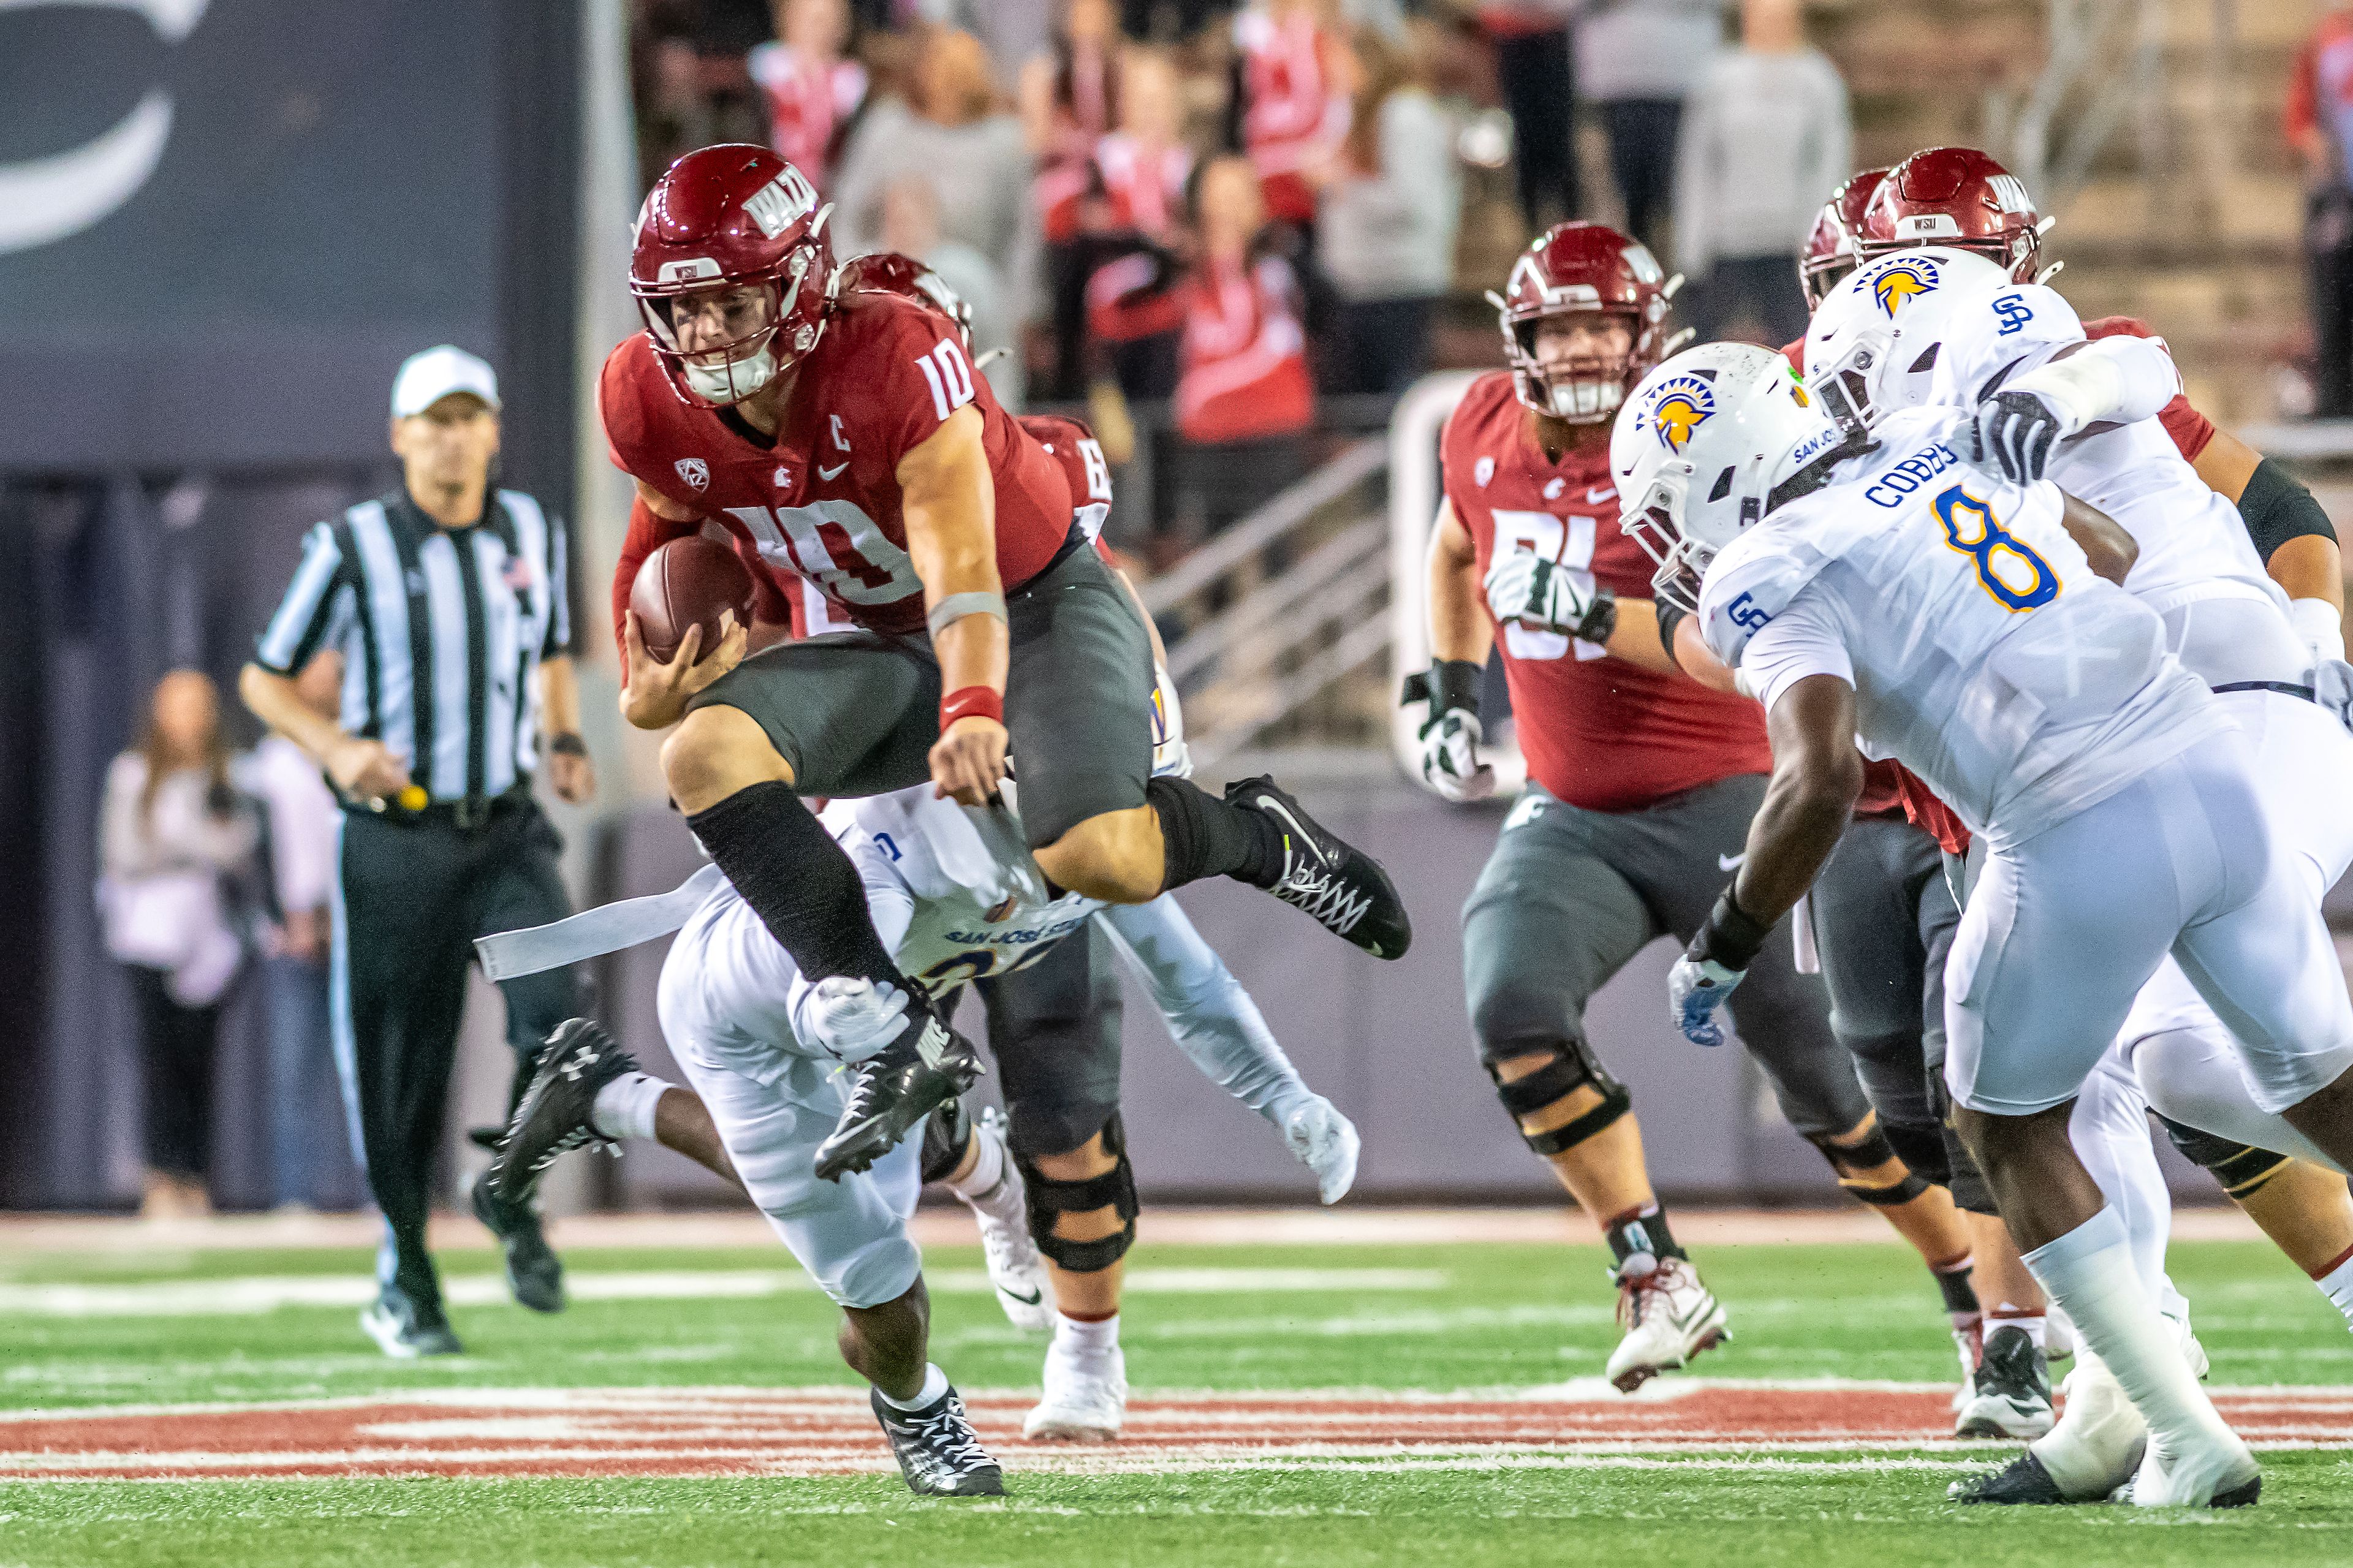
[
  {"left": 2237, "top": 456, "right": 2339, "bottom": 562},
  {"left": 1096, "top": 898, "right": 1310, "bottom": 1124},
  {"left": 2006, "top": 334, "right": 2181, "bottom": 430},
  {"left": 612, "top": 498, "right": 700, "bottom": 668}
]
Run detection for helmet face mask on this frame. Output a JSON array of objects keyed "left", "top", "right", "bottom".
[
  {"left": 1798, "top": 167, "right": 1891, "bottom": 312},
  {"left": 1510, "top": 310, "right": 1642, "bottom": 423}
]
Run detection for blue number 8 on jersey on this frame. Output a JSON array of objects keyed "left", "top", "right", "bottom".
[{"left": 1934, "top": 486, "right": 2058, "bottom": 612}]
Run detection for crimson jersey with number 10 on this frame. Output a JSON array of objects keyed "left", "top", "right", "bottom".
[
  {"left": 603, "top": 289, "right": 1074, "bottom": 642},
  {"left": 1441, "top": 371, "right": 1773, "bottom": 812}
]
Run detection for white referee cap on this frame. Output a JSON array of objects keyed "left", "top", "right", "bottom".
[{"left": 392, "top": 345, "right": 501, "bottom": 418}]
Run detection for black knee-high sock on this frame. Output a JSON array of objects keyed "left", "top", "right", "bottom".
[
  {"left": 1146, "top": 776, "right": 1286, "bottom": 890},
  {"left": 686, "top": 780, "right": 899, "bottom": 988}
]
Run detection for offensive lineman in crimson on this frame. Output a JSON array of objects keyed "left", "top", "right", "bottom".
[{"left": 601, "top": 146, "right": 1409, "bottom": 1195}]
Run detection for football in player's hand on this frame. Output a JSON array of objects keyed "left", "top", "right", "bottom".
[{"left": 632, "top": 536, "right": 755, "bottom": 664}]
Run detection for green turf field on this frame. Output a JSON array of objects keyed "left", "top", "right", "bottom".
[{"left": 3, "top": 1233, "right": 2351, "bottom": 1566}]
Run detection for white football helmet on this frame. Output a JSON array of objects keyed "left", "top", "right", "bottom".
[
  {"left": 1612, "top": 343, "right": 1846, "bottom": 611},
  {"left": 1802, "top": 246, "right": 2007, "bottom": 433}
]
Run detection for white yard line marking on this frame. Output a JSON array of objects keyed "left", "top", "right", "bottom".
[{"left": 0, "top": 1267, "right": 1448, "bottom": 1318}]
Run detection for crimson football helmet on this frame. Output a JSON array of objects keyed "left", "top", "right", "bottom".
[
  {"left": 1855, "top": 146, "right": 2053, "bottom": 282},
  {"left": 631, "top": 145, "right": 836, "bottom": 407},
  {"left": 835, "top": 251, "right": 976, "bottom": 350},
  {"left": 1488, "top": 222, "right": 1684, "bottom": 423},
  {"left": 1799, "top": 167, "right": 1891, "bottom": 310}
]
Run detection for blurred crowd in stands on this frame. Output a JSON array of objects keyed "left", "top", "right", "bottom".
[{"left": 631, "top": 0, "right": 1863, "bottom": 559}]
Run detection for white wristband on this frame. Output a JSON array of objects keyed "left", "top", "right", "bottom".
[{"left": 2289, "top": 596, "right": 2346, "bottom": 664}]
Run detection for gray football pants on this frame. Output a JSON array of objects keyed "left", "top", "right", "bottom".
[{"left": 1461, "top": 776, "right": 1871, "bottom": 1141}]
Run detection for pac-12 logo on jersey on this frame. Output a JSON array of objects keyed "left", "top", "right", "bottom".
[
  {"left": 1643, "top": 374, "right": 1716, "bottom": 453},
  {"left": 1474, "top": 456, "right": 1495, "bottom": 488},
  {"left": 1872, "top": 259, "right": 1939, "bottom": 316},
  {"left": 675, "top": 458, "right": 710, "bottom": 492}
]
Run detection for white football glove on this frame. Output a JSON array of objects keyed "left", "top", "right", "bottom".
[
  {"left": 1483, "top": 551, "right": 1603, "bottom": 638},
  {"left": 1280, "top": 1094, "right": 1361, "bottom": 1205},
  {"left": 1419, "top": 708, "right": 1496, "bottom": 802},
  {"left": 790, "top": 975, "right": 911, "bottom": 1065},
  {"left": 1969, "top": 388, "right": 2070, "bottom": 483},
  {"left": 2318, "top": 658, "right": 2353, "bottom": 732},
  {"left": 1665, "top": 955, "right": 1745, "bottom": 1048}
]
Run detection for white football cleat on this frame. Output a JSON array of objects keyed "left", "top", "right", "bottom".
[
  {"left": 1604, "top": 1256, "right": 1729, "bottom": 1393},
  {"left": 1025, "top": 1333, "right": 1126, "bottom": 1443},
  {"left": 957, "top": 1108, "right": 1054, "bottom": 1332},
  {"left": 1283, "top": 1096, "right": 1360, "bottom": 1205},
  {"left": 2129, "top": 1428, "right": 2260, "bottom": 1508}
]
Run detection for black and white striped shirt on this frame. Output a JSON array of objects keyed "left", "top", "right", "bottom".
[{"left": 255, "top": 488, "right": 572, "bottom": 805}]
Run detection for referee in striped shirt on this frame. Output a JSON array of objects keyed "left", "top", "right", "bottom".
[{"left": 241, "top": 346, "right": 596, "bottom": 1357}]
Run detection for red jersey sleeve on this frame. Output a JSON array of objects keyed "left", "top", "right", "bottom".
[
  {"left": 599, "top": 342, "right": 706, "bottom": 515},
  {"left": 610, "top": 497, "right": 701, "bottom": 670},
  {"left": 2082, "top": 316, "right": 2216, "bottom": 462},
  {"left": 1893, "top": 765, "right": 1972, "bottom": 857}
]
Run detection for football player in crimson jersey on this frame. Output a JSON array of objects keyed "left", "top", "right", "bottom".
[
  {"left": 605, "top": 147, "right": 1409, "bottom": 1191},
  {"left": 1409, "top": 223, "right": 1978, "bottom": 1394}
]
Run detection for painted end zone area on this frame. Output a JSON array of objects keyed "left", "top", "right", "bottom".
[{"left": 7, "top": 1384, "right": 2352, "bottom": 1482}]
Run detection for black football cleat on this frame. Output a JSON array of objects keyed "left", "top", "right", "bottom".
[
  {"left": 488, "top": 1018, "right": 635, "bottom": 1208},
  {"left": 1224, "top": 776, "right": 1412, "bottom": 960},
  {"left": 360, "top": 1282, "right": 464, "bottom": 1358},
  {"left": 814, "top": 1001, "right": 983, "bottom": 1183},
  {"left": 1949, "top": 1449, "right": 2071, "bottom": 1506},
  {"left": 1954, "top": 1325, "right": 2053, "bottom": 1439},
  {"left": 470, "top": 1170, "right": 566, "bottom": 1314},
  {"left": 870, "top": 1382, "right": 1006, "bottom": 1496}
]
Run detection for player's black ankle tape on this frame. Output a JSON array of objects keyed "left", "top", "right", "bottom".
[
  {"left": 1146, "top": 776, "right": 1283, "bottom": 891},
  {"left": 1931, "top": 1260, "right": 1980, "bottom": 1317},
  {"left": 686, "top": 781, "right": 897, "bottom": 987},
  {"left": 1605, "top": 1205, "right": 1684, "bottom": 1269}
]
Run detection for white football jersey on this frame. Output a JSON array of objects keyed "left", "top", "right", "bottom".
[
  {"left": 1700, "top": 407, "right": 2231, "bottom": 850},
  {"left": 821, "top": 786, "right": 1103, "bottom": 996},
  {"left": 1925, "top": 281, "right": 2305, "bottom": 686}
]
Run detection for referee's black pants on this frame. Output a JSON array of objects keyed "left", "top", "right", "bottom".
[{"left": 332, "top": 796, "right": 579, "bottom": 1308}]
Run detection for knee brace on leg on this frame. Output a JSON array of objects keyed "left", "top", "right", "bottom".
[
  {"left": 1017, "top": 1112, "right": 1140, "bottom": 1272},
  {"left": 1880, "top": 1119, "right": 1953, "bottom": 1190},
  {"left": 1809, "top": 1123, "right": 1933, "bottom": 1208},
  {"left": 2156, "top": 1114, "right": 2293, "bottom": 1202},
  {"left": 920, "top": 1097, "right": 973, "bottom": 1187},
  {"left": 1485, "top": 1039, "right": 1631, "bottom": 1156}
]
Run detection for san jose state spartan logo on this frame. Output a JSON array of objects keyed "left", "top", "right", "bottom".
[
  {"left": 1871, "top": 257, "right": 1940, "bottom": 317},
  {"left": 1643, "top": 374, "right": 1716, "bottom": 453}
]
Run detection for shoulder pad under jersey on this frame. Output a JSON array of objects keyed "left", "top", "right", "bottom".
[{"left": 1930, "top": 281, "right": 2085, "bottom": 410}]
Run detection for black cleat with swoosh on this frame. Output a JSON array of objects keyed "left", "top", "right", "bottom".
[{"left": 1225, "top": 776, "right": 1412, "bottom": 960}]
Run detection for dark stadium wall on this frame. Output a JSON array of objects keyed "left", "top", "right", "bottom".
[{"left": 0, "top": 0, "right": 580, "bottom": 1208}]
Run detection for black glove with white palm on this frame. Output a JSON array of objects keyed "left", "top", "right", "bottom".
[
  {"left": 1482, "top": 550, "right": 1618, "bottom": 645},
  {"left": 1969, "top": 388, "right": 2068, "bottom": 483},
  {"left": 1403, "top": 659, "right": 1493, "bottom": 802}
]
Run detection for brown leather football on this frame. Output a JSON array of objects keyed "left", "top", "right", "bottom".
[{"left": 631, "top": 536, "right": 756, "bottom": 664}]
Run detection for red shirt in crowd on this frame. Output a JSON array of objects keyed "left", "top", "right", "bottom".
[
  {"left": 2286, "top": 9, "right": 2353, "bottom": 171},
  {"left": 746, "top": 42, "right": 866, "bottom": 192},
  {"left": 1441, "top": 371, "right": 1773, "bottom": 813},
  {"left": 1233, "top": 5, "right": 1346, "bottom": 227},
  {"left": 1039, "top": 134, "right": 1194, "bottom": 247},
  {"left": 1090, "top": 248, "right": 1316, "bottom": 445},
  {"left": 602, "top": 290, "right": 1072, "bottom": 648}
]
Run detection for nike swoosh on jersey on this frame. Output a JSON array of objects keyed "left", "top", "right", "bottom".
[
  {"left": 1587, "top": 487, "right": 1616, "bottom": 505},
  {"left": 818, "top": 460, "right": 849, "bottom": 480},
  {"left": 1718, "top": 852, "right": 1745, "bottom": 871}
]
